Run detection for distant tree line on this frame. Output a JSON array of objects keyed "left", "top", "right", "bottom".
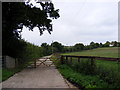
[
  {"left": 40, "top": 41, "right": 120, "bottom": 54},
  {"left": 3, "top": 39, "right": 120, "bottom": 68}
]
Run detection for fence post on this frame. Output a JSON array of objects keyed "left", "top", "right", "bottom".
[
  {"left": 91, "top": 58, "right": 94, "bottom": 65},
  {"left": 90, "top": 58, "right": 96, "bottom": 74},
  {"left": 78, "top": 57, "right": 80, "bottom": 63},
  {"left": 117, "top": 58, "right": 120, "bottom": 72},
  {"left": 66, "top": 56, "right": 68, "bottom": 64},
  {"left": 70, "top": 57, "right": 72, "bottom": 64},
  {"left": 60, "top": 56, "right": 64, "bottom": 64}
]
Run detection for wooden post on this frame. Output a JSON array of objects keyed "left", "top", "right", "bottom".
[
  {"left": 90, "top": 58, "right": 95, "bottom": 74},
  {"left": 90, "top": 58, "right": 94, "bottom": 66},
  {"left": 70, "top": 57, "right": 72, "bottom": 64},
  {"left": 117, "top": 58, "right": 120, "bottom": 72},
  {"left": 60, "top": 56, "right": 64, "bottom": 64},
  {"left": 34, "top": 59, "right": 36, "bottom": 68},
  {"left": 66, "top": 56, "right": 68, "bottom": 64},
  {"left": 78, "top": 57, "right": 80, "bottom": 63}
]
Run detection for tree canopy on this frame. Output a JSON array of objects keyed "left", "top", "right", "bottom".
[
  {"left": 74, "top": 43, "right": 84, "bottom": 51},
  {"left": 2, "top": 1, "right": 60, "bottom": 57},
  {"left": 51, "top": 41, "right": 64, "bottom": 53},
  {"left": 3, "top": 2, "right": 60, "bottom": 38}
]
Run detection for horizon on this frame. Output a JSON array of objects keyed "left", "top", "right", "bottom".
[{"left": 22, "top": 38, "right": 118, "bottom": 47}]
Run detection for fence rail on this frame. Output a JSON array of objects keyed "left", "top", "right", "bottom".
[{"left": 60, "top": 55, "right": 120, "bottom": 64}]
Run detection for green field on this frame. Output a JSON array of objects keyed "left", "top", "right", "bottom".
[
  {"left": 62, "top": 47, "right": 119, "bottom": 58},
  {"left": 56, "top": 47, "right": 120, "bottom": 88}
]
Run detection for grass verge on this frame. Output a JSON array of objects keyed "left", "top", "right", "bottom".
[
  {"left": 58, "top": 64, "right": 119, "bottom": 89},
  {"left": 2, "top": 58, "right": 36, "bottom": 81},
  {"left": 2, "top": 68, "right": 21, "bottom": 81},
  {"left": 52, "top": 52, "right": 120, "bottom": 89}
]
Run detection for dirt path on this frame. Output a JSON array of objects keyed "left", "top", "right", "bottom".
[{"left": 2, "top": 56, "right": 77, "bottom": 88}]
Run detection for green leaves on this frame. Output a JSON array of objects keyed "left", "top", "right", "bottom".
[
  {"left": 2, "top": 1, "right": 60, "bottom": 59},
  {"left": 3, "top": 1, "right": 60, "bottom": 39}
]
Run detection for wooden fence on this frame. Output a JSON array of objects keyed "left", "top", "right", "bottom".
[{"left": 60, "top": 55, "right": 120, "bottom": 64}]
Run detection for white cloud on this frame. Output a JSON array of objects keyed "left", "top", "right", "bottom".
[
  {"left": 52, "top": 0, "right": 119, "bottom": 3},
  {"left": 22, "top": 1, "right": 118, "bottom": 46}
]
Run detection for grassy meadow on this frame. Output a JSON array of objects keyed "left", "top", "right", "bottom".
[
  {"left": 54, "top": 47, "right": 120, "bottom": 88},
  {"left": 62, "top": 47, "right": 119, "bottom": 58}
]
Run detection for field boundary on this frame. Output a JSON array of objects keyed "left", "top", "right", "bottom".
[{"left": 60, "top": 55, "right": 120, "bottom": 63}]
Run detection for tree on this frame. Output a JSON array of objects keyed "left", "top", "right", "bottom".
[
  {"left": 51, "top": 41, "right": 63, "bottom": 53},
  {"left": 63, "top": 46, "right": 74, "bottom": 53},
  {"left": 84, "top": 45, "right": 90, "bottom": 50},
  {"left": 3, "top": 2, "right": 60, "bottom": 37},
  {"left": 111, "top": 41, "right": 118, "bottom": 47},
  {"left": 94, "top": 43, "right": 99, "bottom": 48},
  {"left": 99, "top": 43, "right": 103, "bottom": 47},
  {"left": 118, "top": 42, "right": 120, "bottom": 47},
  {"left": 41, "top": 43, "right": 51, "bottom": 55},
  {"left": 103, "top": 41, "right": 110, "bottom": 47},
  {"left": 74, "top": 43, "right": 84, "bottom": 51},
  {"left": 2, "top": 1, "right": 60, "bottom": 57},
  {"left": 90, "top": 41, "right": 95, "bottom": 49}
]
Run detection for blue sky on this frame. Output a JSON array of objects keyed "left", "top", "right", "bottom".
[{"left": 21, "top": 0, "right": 119, "bottom": 46}]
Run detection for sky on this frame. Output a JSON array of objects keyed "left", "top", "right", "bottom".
[{"left": 21, "top": 0, "right": 119, "bottom": 46}]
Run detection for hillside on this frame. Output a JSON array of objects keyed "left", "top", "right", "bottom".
[{"left": 62, "top": 47, "right": 120, "bottom": 58}]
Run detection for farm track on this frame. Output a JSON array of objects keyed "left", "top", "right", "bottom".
[{"left": 2, "top": 56, "right": 78, "bottom": 89}]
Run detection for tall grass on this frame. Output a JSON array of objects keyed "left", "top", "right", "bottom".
[
  {"left": 58, "top": 64, "right": 112, "bottom": 88},
  {"left": 61, "top": 57, "right": 120, "bottom": 88}
]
